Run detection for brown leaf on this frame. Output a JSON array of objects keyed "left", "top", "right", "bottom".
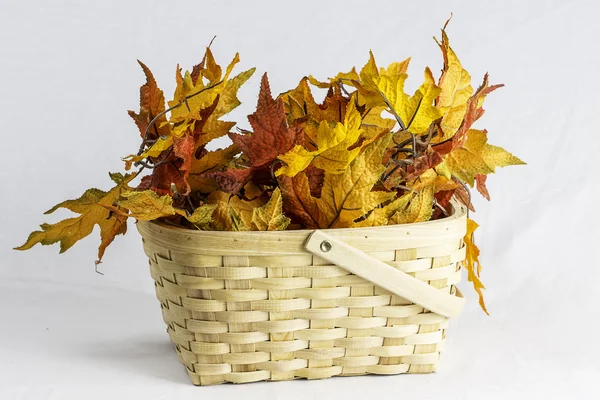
[
  {"left": 475, "top": 173, "right": 490, "bottom": 200},
  {"left": 229, "top": 73, "right": 304, "bottom": 167},
  {"left": 128, "top": 61, "right": 169, "bottom": 139}
]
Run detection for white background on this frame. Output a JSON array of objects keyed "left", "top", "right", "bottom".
[{"left": 1, "top": 0, "right": 599, "bottom": 399}]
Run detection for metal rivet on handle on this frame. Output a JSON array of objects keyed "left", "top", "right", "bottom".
[{"left": 320, "top": 240, "right": 332, "bottom": 252}]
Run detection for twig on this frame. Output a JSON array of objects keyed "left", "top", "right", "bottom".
[{"left": 337, "top": 79, "right": 351, "bottom": 97}]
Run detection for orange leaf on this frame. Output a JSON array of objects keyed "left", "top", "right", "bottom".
[{"left": 463, "top": 218, "right": 489, "bottom": 314}]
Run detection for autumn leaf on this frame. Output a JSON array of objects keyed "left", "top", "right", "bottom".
[
  {"left": 463, "top": 218, "right": 488, "bottom": 314},
  {"left": 206, "top": 190, "right": 264, "bottom": 231},
  {"left": 186, "top": 204, "right": 218, "bottom": 229},
  {"left": 251, "top": 188, "right": 290, "bottom": 231},
  {"left": 307, "top": 68, "right": 359, "bottom": 89},
  {"left": 433, "top": 73, "right": 504, "bottom": 157},
  {"left": 229, "top": 73, "right": 304, "bottom": 168},
  {"left": 389, "top": 185, "right": 435, "bottom": 224},
  {"left": 279, "top": 77, "right": 349, "bottom": 123},
  {"left": 354, "top": 192, "right": 412, "bottom": 227},
  {"left": 15, "top": 172, "right": 137, "bottom": 264},
  {"left": 438, "top": 129, "right": 525, "bottom": 186},
  {"left": 188, "top": 144, "right": 240, "bottom": 192},
  {"left": 116, "top": 190, "right": 184, "bottom": 221},
  {"left": 435, "top": 27, "right": 473, "bottom": 138},
  {"left": 128, "top": 61, "right": 169, "bottom": 139},
  {"left": 279, "top": 135, "right": 395, "bottom": 229},
  {"left": 276, "top": 98, "right": 364, "bottom": 176}
]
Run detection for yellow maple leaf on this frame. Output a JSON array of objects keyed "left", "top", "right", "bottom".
[
  {"left": 186, "top": 204, "right": 218, "bottom": 230},
  {"left": 123, "top": 136, "right": 173, "bottom": 170},
  {"left": 116, "top": 190, "right": 185, "bottom": 221},
  {"left": 354, "top": 192, "right": 412, "bottom": 227},
  {"left": 389, "top": 185, "right": 435, "bottom": 224},
  {"left": 251, "top": 188, "right": 290, "bottom": 231},
  {"left": 408, "top": 168, "right": 458, "bottom": 192},
  {"left": 115, "top": 190, "right": 217, "bottom": 229},
  {"left": 280, "top": 135, "right": 396, "bottom": 228},
  {"left": 439, "top": 129, "right": 525, "bottom": 186},
  {"left": 206, "top": 191, "right": 264, "bottom": 231},
  {"left": 436, "top": 28, "right": 473, "bottom": 138},
  {"left": 15, "top": 172, "right": 137, "bottom": 264},
  {"left": 463, "top": 218, "right": 489, "bottom": 314},
  {"left": 276, "top": 98, "right": 364, "bottom": 176},
  {"left": 358, "top": 52, "right": 444, "bottom": 134}
]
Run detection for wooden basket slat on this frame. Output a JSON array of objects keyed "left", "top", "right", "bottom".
[{"left": 137, "top": 202, "right": 468, "bottom": 385}]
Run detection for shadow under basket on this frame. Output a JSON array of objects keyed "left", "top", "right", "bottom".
[{"left": 136, "top": 201, "right": 468, "bottom": 386}]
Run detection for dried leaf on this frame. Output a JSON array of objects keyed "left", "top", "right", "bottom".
[
  {"left": 279, "top": 136, "right": 395, "bottom": 228},
  {"left": 15, "top": 173, "right": 136, "bottom": 263},
  {"left": 127, "top": 61, "right": 169, "bottom": 139},
  {"left": 229, "top": 73, "right": 304, "bottom": 168},
  {"left": 463, "top": 218, "right": 489, "bottom": 314},
  {"left": 187, "top": 204, "right": 218, "bottom": 229},
  {"left": 116, "top": 190, "right": 184, "bottom": 221},
  {"left": 389, "top": 185, "right": 434, "bottom": 224},
  {"left": 276, "top": 98, "right": 364, "bottom": 176},
  {"left": 251, "top": 188, "right": 290, "bottom": 231},
  {"left": 439, "top": 129, "right": 525, "bottom": 186},
  {"left": 436, "top": 29, "right": 473, "bottom": 138}
]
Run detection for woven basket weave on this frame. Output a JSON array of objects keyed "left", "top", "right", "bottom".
[{"left": 136, "top": 201, "right": 468, "bottom": 386}]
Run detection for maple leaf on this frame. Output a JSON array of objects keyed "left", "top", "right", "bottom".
[
  {"left": 187, "top": 204, "right": 218, "bottom": 229},
  {"left": 463, "top": 218, "right": 489, "bottom": 314},
  {"left": 206, "top": 191, "right": 264, "bottom": 231},
  {"left": 350, "top": 51, "right": 411, "bottom": 110},
  {"left": 188, "top": 144, "right": 240, "bottom": 193},
  {"left": 229, "top": 73, "right": 304, "bottom": 168},
  {"left": 307, "top": 68, "right": 359, "bottom": 89},
  {"left": 279, "top": 77, "right": 349, "bottom": 123},
  {"left": 115, "top": 190, "right": 185, "bottom": 221},
  {"left": 438, "top": 129, "right": 525, "bottom": 186},
  {"left": 354, "top": 192, "right": 412, "bottom": 228},
  {"left": 433, "top": 73, "right": 504, "bottom": 157},
  {"left": 389, "top": 185, "right": 435, "bottom": 224},
  {"left": 435, "top": 28, "right": 473, "bottom": 138},
  {"left": 128, "top": 61, "right": 169, "bottom": 139},
  {"left": 206, "top": 167, "right": 254, "bottom": 196},
  {"left": 15, "top": 172, "right": 136, "bottom": 264},
  {"left": 115, "top": 190, "right": 217, "bottom": 229},
  {"left": 279, "top": 135, "right": 395, "bottom": 229},
  {"left": 408, "top": 168, "right": 458, "bottom": 193},
  {"left": 276, "top": 98, "right": 365, "bottom": 176},
  {"left": 251, "top": 188, "right": 290, "bottom": 231}
]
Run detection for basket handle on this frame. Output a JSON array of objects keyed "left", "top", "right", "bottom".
[{"left": 304, "top": 230, "right": 465, "bottom": 319}]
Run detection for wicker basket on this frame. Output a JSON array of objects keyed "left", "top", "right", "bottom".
[{"left": 136, "top": 201, "right": 468, "bottom": 385}]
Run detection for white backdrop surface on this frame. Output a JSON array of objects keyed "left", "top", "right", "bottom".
[{"left": 1, "top": 1, "right": 599, "bottom": 399}]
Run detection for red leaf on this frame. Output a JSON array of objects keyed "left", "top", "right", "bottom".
[
  {"left": 206, "top": 168, "right": 253, "bottom": 195},
  {"left": 229, "top": 73, "right": 304, "bottom": 167}
]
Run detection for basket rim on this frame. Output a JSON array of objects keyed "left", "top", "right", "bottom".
[
  {"left": 140, "top": 200, "right": 466, "bottom": 237},
  {"left": 136, "top": 200, "right": 467, "bottom": 256}
]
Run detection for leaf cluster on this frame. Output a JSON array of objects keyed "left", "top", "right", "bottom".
[{"left": 16, "top": 24, "right": 524, "bottom": 312}]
